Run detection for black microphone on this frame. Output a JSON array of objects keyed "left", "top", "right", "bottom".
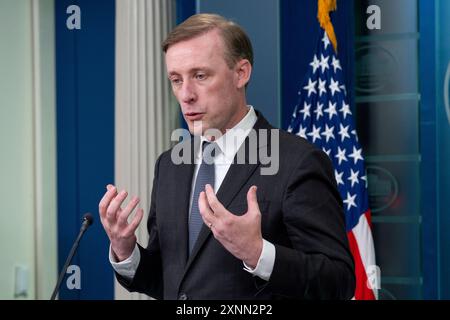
[{"left": 50, "top": 213, "right": 94, "bottom": 300}]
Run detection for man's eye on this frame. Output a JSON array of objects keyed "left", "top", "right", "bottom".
[
  {"left": 171, "top": 78, "right": 182, "bottom": 85},
  {"left": 196, "top": 73, "right": 206, "bottom": 80}
]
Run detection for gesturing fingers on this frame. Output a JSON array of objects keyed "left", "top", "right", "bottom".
[
  {"left": 124, "top": 208, "right": 144, "bottom": 237},
  {"left": 106, "top": 190, "right": 128, "bottom": 224},
  {"left": 198, "top": 191, "right": 216, "bottom": 227},
  {"left": 116, "top": 196, "right": 140, "bottom": 228},
  {"left": 246, "top": 186, "right": 260, "bottom": 214},
  {"left": 204, "top": 184, "right": 226, "bottom": 216},
  {"left": 99, "top": 185, "right": 118, "bottom": 221}
]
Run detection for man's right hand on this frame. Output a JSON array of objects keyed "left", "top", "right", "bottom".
[{"left": 98, "top": 184, "right": 144, "bottom": 262}]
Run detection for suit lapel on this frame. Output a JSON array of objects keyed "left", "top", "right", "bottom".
[
  {"left": 173, "top": 162, "right": 194, "bottom": 268},
  {"left": 172, "top": 137, "right": 199, "bottom": 269}
]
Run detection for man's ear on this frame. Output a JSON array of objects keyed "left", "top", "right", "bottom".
[{"left": 235, "top": 59, "right": 252, "bottom": 89}]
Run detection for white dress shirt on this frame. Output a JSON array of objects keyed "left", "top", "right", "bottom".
[{"left": 110, "top": 106, "right": 276, "bottom": 282}]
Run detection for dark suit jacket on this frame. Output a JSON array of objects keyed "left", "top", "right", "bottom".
[{"left": 116, "top": 111, "right": 355, "bottom": 300}]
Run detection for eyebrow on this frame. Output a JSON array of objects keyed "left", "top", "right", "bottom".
[
  {"left": 168, "top": 67, "right": 212, "bottom": 77},
  {"left": 168, "top": 71, "right": 180, "bottom": 77}
]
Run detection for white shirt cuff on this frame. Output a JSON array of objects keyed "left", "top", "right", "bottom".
[
  {"left": 243, "top": 239, "right": 275, "bottom": 281},
  {"left": 109, "top": 244, "right": 140, "bottom": 281}
]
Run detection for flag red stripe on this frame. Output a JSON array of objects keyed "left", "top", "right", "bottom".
[{"left": 347, "top": 230, "right": 376, "bottom": 300}]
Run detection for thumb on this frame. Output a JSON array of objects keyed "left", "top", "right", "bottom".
[{"left": 246, "top": 186, "right": 259, "bottom": 214}]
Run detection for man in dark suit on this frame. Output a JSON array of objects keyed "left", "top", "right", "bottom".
[{"left": 99, "top": 13, "right": 355, "bottom": 300}]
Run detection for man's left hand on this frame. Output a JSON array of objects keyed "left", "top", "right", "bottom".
[{"left": 198, "top": 184, "right": 263, "bottom": 268}]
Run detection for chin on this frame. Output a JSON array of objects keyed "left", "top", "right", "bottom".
[{"left": 187, "top": 122, "right": 201, "bottom": 136}]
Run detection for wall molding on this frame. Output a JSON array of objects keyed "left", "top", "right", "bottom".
[{"left": 31, "top": 0, "right": 57, "bottom": 300}]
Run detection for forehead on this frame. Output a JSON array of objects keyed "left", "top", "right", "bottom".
[{"left": 165, "top": 30, "right": 227, "bottom": 73}]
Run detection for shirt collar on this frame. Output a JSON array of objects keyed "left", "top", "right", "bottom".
[{"left": 198, "top": 106, "right": 257, "bottom": 161}]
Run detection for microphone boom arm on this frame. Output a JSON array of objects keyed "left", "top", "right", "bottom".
[{"left": 50, "top": 213, "right": 93, "bottom": 300}]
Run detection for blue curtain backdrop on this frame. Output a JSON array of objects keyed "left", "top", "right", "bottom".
[{"left": 55, "top": 0, "right": 115, "bottom": 299}]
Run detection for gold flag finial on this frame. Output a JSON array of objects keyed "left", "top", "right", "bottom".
[{"left": 317, "top": 0, "right": 338, "bottom": 53}]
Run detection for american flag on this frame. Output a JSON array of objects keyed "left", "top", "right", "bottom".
[{"left": 287, "top": 30, "right": 377, "bottom": 300}]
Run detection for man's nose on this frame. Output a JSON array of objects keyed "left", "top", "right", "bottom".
[{"left": 180, "top": 81, "right": 197, "bottom": 104}]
